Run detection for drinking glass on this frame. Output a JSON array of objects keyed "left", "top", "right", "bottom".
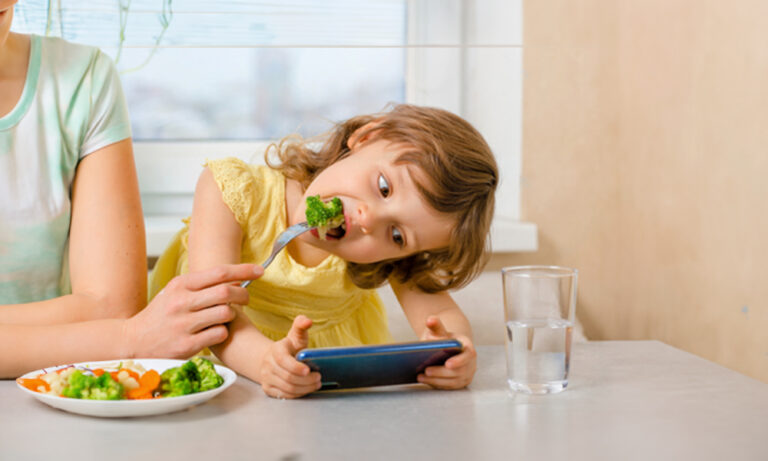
[{"left": 502, "top": 266, "right": 578, "bottom": 394}]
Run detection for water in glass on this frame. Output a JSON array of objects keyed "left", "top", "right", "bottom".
[{"left": 505, "top": 318, "right": 573, "bottom": 394}]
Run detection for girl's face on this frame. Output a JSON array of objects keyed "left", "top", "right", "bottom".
[
  {"left": 0, "top": 1, "right": 18, "bottom": 47},
  {"left": 296, "top": 138, "right": 455, "bottom": 264}
]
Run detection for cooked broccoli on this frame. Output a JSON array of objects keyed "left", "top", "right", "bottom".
[
  {"left": 305, "top": 195, "right": 344, "bottom": 240},
  {"left": 192, "top": 357, "right": 224, "bottom": 391},
  {"left": 160, "top": 358, "right": 223, "bottom": 397},
  {"left": 160, "top": 362, "right": 198, "bottom": 397},
  {"left": 61, "top": 370, "right": 124, "bottom": 400}
]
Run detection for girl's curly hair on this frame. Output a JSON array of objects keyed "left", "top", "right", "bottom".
[{"left": 266, "top": 104, "right": 498, "bottom": 293}]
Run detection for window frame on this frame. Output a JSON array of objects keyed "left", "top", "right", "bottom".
[{"left": 137, "top": 0, "right": 536, "bottom": 255}]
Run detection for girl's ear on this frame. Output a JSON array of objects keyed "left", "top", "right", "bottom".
[{"left": 347, "top": 120, "right": 383, "bottom": 150}]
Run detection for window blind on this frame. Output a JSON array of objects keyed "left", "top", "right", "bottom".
[{"left": 12, "top": 0, "right": 408, "bottom": 49}]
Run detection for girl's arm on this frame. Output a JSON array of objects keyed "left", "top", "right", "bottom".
[
  {"left": 390, "top": 277, "right": 472, "bottom": 338},
  {"left": 188, "top": 169, "right": 320, "bottom": 397},
  {"left": 0, "top": 139, "right": 146, "bottom": 324},
  {"left": 0, "top": 263, "right": 259, "bottom": 378},
  {"left": 390, "top": 278, "right": 477, "bottom": 389}
]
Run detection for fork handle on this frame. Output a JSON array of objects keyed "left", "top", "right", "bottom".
[{"left": 239, "top": 221, "right": 313, "bottom": 288}]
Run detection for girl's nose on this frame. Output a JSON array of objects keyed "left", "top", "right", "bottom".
[{"left": 356, "top": 202, "right": 373, "bottom": 235}]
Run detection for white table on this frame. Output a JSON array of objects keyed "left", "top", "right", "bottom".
[{"left": 2, "top": 341, "right": 767, "bottom": 460}]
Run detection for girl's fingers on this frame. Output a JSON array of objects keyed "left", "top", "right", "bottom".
[
  {"left": 182, "top": 264, "right": 263, "bottom": 291},
  {"left": 275, "top": 344, "right": 312, "bottom": 376},
  {"left": 417, "top": 374, "right": 470, "bottom": 389},
  {"left": 444, "top": 348, "right": 476, "bottom": 369},
  {"left": 425, "top": 316, "right": 450, "bottom": 337},
  {"left": 270, "top": 359, "right": 321, "bottom": 387},
  {"left": 263, "top": 371, "right": 322, "bottom": 398},
  {"left": 188, "top": 304, "right": 236, "bottom": 333},
  {"left": 264, "top": 381, "right": 317, "bottom": 399},
  {"left": 285, "top": 315, "right": 312, "bottom": 353},
  {"left": 262, "top": 383, "right": 301, "bottom": 399},
  {"left": 422, "top": 364, "right": 467, "bottom": 379}
]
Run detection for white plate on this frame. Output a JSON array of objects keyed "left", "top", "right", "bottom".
[{"left": 17, "top": 358, "right": 236, "bottom": 418}]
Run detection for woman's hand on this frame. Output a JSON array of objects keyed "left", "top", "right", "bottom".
[
  {"left": 122, "top": 264, "right": 262, "bottom": 359},
  {"left": 258, "top": 315, "right": 322, "bottom": 399},
  {"left": 417, "top": 316, "right": 477, "bottom": 390}
]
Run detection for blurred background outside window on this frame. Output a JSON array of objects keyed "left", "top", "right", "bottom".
[{"left": 12, "top": 0, "right": 406, "bottom": 141}]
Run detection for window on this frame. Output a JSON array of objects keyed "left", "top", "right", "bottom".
[{"left": 12, "top": 0, "right": 534, "bottom": 255}]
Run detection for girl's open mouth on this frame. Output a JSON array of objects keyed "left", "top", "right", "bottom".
[
  {"left": 311, "top": 216, "right": 347, "bottom": 240},
  {"left": 324, "top": 220, "right": 347, "bottom": 240}
]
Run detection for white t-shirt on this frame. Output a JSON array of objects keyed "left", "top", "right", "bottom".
[{"left": 0, "top": 35, "right": 132, "bottom": 304}]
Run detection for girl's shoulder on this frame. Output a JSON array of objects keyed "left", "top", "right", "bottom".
[
  {"left": 204, "top": 158, "right": 284, "bottom": 227},
  {"left": 205, "top": 157, "right": 282, "bottom": 188}
]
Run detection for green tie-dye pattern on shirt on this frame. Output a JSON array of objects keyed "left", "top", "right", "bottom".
[
  {"left": 0, "top": 213, "right": 70, "bottom": 302},
  {"left": 0, "top": 35, "right": 131, "bottom": 304}
]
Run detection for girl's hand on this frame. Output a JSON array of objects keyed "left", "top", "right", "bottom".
[
  {"left": 417, "top": 316, "right": 477, "bottom": 390},
  {"left": 123, "top": 264, "right": 262, "bottom": 359},
  {"left": 258, "top": 315, "right": 322, "bottom": 399}
]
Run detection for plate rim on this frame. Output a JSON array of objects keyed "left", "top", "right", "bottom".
[{"left": 16, "top": 358, "right": 237, "bottom": 415}]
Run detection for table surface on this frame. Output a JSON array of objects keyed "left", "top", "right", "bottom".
[{"left": 2, "top": 341, "right": 767, "bottom": 461}]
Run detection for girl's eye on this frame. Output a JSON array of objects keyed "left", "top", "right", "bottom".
[
  {"left": 391, "top": 227, "right": 404, "bottom": 247},
  {"left": 378, "top": 174, "right": 391, "bottom": 198}
]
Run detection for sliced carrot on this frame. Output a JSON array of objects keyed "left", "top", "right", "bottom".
[
  {"left": 17, "top": 378, "right": 50, "bottom": 392},
  {"left": 127, "top": 369, "right": 161, "bottom": 399},
  {"left": 92, "top": 368, "right": 106, "bottom": 377},
  {"left": 139, "top": 369, "right": 161, "bottom": 389}
]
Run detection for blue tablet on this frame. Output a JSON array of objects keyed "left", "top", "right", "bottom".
[{"left": 296, "top": 339, "right": 463, "bottom": 390}]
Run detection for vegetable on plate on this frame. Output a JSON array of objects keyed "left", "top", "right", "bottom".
[{"left": 17, "top": 357, "right": 223, "bottom": 401}]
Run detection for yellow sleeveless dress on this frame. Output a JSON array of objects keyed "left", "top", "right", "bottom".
[{"left": 149, "top": 158, "right": 393, "bottom": 347}]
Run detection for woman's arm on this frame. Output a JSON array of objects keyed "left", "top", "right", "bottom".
[
  {"left": 0, "top": 263, "right": 260, "bottom": 378},
  {"left": 390, "top": 278, "right": 477, "bottom": 389},
  {"left": 0, "top": 139, "right": 146, "bottom": 324}
]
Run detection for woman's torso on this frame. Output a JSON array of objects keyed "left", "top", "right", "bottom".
[{"left": 0, "top": 35, "right": 131, "bottom": 303}]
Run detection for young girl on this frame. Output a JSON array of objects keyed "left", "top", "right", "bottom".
[{"left": 150, "top": 104, "right": 498, "bottom": 398}]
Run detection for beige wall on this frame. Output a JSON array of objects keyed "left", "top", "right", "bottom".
[{"left": 492, "top": 0, "right": 768, "bottom": 382}]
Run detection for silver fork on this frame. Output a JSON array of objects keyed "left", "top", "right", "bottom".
[{"left": 240, "top": 221, "right": 314, "bottom": 288}]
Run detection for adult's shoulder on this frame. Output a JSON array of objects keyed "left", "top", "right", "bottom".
[{"left": 38, "top": 35, "right": 116, "bottom": 75}]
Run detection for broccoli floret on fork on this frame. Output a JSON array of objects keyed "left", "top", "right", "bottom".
[{"left": 305, "top": 195, "right": 345, "bottom": 240}]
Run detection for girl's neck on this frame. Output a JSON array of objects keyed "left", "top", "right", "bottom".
[
  {"left": 283, "top": 177, "right": 333, "bottom": 268},
  {"left": 283, "top": 178, "right": 304, "bottom": 227}
]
